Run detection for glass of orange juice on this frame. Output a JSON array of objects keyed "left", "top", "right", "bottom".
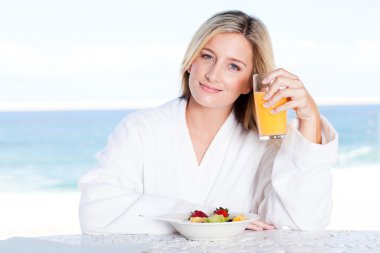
[{"left": 253, "top": 73, "right": 287, "bottom": 140}]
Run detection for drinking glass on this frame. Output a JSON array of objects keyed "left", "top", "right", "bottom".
[{"left": 253, "top": 73, "right": 287, "bottom": 140}]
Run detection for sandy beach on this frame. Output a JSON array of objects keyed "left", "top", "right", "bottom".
[
  {"left": 328, "top": 166, "right": 380, "bottom": 231},
  {"left": 0, "top": 192, "right": 81, "bottom": 240},
  {"left": 1, "top": 166, "right": 379, "bottom": 240}
]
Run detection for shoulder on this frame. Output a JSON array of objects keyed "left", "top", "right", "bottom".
[{"left": 119, "top": 98, "right": 185, "bottom": 129}]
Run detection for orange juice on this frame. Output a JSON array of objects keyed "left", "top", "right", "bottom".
[{"left": 254, "top": 92, "right": 287, "bottom": 139}]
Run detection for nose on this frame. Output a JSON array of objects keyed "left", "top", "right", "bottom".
[{"left": 205, "top": 63, "right": 221, "bottom": 83}]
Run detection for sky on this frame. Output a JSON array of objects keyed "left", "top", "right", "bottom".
[{"left": 1, "top": 0, "right": 380, "bottom": 108}]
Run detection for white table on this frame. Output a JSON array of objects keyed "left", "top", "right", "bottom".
[{"left": 32, "top": 230, "right": 380, "bottom": 252}]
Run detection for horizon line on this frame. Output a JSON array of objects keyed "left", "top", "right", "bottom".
[{"left": 0, "top": 97, "right": 379, "bottom": 112}]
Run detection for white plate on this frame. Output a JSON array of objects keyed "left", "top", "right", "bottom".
[{"left": 141, "top": 212, "right": 259, "bottom": 241}]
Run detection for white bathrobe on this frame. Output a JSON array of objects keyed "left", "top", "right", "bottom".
[{"left": 78, "top": 98, "right": 338, "bottom": 234}]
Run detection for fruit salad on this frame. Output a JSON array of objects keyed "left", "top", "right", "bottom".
[{"left": 189, "top": 207, "right": 247, "bottom": 223}]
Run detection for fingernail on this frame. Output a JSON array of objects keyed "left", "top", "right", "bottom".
[
  {"left": 270, "top": 109, "right": 275, "bottom": 114},
  {"left": 263, "top": 102, "right": 269, "bottom": 108},
  {"left": 263, "top": 94, "right": 269, "bottom": 100}
]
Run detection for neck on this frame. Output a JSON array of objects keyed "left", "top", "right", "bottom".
[{"left": 186, "top": 97, "right": 233, "bottom": 132}]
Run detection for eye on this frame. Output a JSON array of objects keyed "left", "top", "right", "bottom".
[
  {"left": 229, "top": 63, "right": 240, "bottom": 71},
  {"left": 201, "top": 53, "right": 213, "bottom": 61}
]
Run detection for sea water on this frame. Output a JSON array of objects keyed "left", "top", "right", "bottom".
[{"left": 0, "top": 105, "right": 379, "bottom": 192}]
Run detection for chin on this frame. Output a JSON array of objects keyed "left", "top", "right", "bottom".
[{"left": 191, "top": 94, "right": 233, "bottom": 110}]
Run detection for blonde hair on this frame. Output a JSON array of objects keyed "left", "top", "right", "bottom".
[{"left": 180, "top": 10, "right": 275, "bottom": 130}]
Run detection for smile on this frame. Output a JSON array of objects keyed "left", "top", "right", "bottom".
[{"left": 199, "top": 82, "right": 222, "bottom": 93}]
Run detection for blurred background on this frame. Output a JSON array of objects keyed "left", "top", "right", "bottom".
[{"left": 0, "top": 0, "right": 379, "bottom": 239}]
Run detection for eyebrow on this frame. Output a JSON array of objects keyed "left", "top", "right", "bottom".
[{"left": 202, "top": 48, "right": 247, "bottom": 67}]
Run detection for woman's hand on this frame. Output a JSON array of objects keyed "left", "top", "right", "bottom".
[
  {"left": 262, "top": 68, "right": 322, "bottom": 144},
  {"left": 247, "top": 220, "right": 275, "bottom": 231}
]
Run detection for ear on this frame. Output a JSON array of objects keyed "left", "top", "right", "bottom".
[{"left": 187, "top": 64, "right": 192, "bottom": 73}]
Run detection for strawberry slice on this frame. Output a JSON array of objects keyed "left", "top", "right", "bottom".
[
  {"left": 213, "top": 207, "right": 229, "bottom": 217},
  {"left": 189, "top": 210, "right": 208, "bottom": 219}
]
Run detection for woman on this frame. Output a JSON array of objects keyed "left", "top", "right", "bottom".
[{"left": 78, "top": 10, "right": 338, "bottom": 234}]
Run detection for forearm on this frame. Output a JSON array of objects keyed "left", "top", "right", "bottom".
[
  {"left": 263, "top": 170, "right": 333, "bottom": 230},
  {"left": 79, "top": 184, "right": 209, "bottom": 234},
  {"left": 78, "top": 167, "right": 213, "bottom": 234},
  {"left": 298, "top": 99, "right": 322, "bottom": 144},
  {"left": 299, "top": 115, "right": 322, "bottom": 144},
  {"left": 257, "top": 117, "right": 338, "bottom": 229}
]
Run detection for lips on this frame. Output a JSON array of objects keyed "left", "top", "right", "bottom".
[{"left": 199, "top": 82, "right": 222, "bottom": 93}]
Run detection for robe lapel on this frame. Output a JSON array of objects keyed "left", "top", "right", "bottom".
[{"left": 177, "top": 98, "right": 238, "bottom": 205}]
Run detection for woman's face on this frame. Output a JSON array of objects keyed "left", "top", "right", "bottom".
[{"left": 188, "top": 32, "right": 253, "bottom": 110}]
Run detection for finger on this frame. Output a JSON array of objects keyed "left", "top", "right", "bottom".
[
  {"left": 262, "top": 68, "right": 299, "bottom": 84},
  {"left": 264, "top": 88, "right": 305, "bottom": 109},
  {"left": 263, "top": 77, "right": 303, "bottom": 100},
  {"left": 246, "top": 223, "right": 263, "bottom": 231},
  {"left": 271, "top": 76, "right": 304, "bottom": 89},
  {"left": 251, "top": 220, "right": 276, "bottom": 230},
  {"left": 263, "top": 89, "right": 300, "bottom": 108},
  {"left": 272, "top": 98, "right": 306, "bottom": 114}
]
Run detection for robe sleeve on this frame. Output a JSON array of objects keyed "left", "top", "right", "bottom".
[
  {"left": 78, "top": 117, "right": 210, "bottom": 235},
  {"left": 253, "top": 115, "right": 338, "bottom": 230}
]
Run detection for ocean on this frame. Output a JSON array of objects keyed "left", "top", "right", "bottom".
[{"left": 0, "top": 104, "right": 379, "bottom": 192}]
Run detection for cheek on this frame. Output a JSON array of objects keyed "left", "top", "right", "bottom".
[
  {"left": 226, "top": 74, "right": 250, "bottom": 90},
  {"left": 189, "top": 59, "right": 206, "bottom": 75}
]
